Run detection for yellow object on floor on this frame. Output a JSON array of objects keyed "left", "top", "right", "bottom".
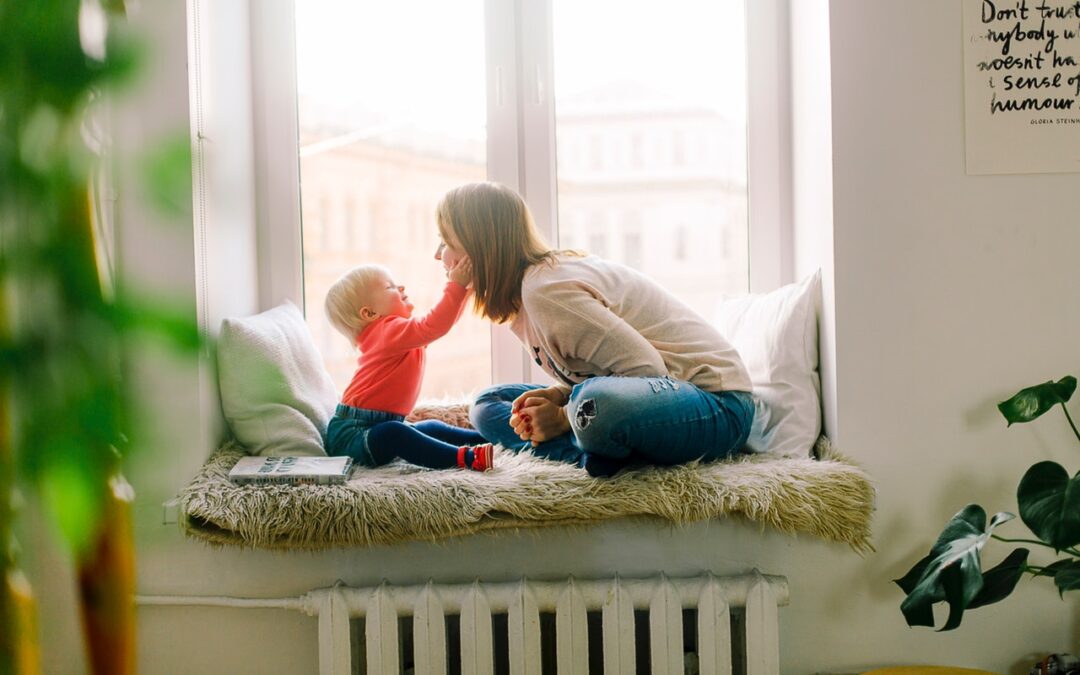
[{"left": 862, "top": 668, "right": 999, "bottom": 675}]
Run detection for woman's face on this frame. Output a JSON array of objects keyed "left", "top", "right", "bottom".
[{"left": 434, "top": 229, "right": 466, "bottom": 273}]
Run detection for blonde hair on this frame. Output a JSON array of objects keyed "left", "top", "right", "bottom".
[
  {"left": 436, "top": 182, "right": 559, "bottom": 323},
  {"left": 324, "top": 264, "right": 390, "bottom": 344}
]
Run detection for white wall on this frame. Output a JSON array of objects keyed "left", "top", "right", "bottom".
[
  {"left": 818, "top": 0, "right": 1079, "bottom": 670},
  {"left": 30, "top": 0, "right": 1080, "bottom": 673}
]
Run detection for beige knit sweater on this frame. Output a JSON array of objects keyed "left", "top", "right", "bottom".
[{"left": 508, "top": 254, "right": 752, "bottom": 393}]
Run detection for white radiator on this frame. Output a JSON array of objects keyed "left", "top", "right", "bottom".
[{"left": 312, "top": 572, "right": 788, "bottom": 675}]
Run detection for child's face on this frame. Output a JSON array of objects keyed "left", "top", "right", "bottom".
[{"left": 364, "top": 271, "right": 413, "bottom": 320}]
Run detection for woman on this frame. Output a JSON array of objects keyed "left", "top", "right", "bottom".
[{"left": 434, "top": 182, "right": 754, "bottom": 476}]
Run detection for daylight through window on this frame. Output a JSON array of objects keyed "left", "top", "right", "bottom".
[{"left": 293, "top": 0, "right": 749, "bottom": 398}]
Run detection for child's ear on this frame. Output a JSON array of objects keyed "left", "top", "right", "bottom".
[{"left": 358, "top": 306, "right": 378, "bottom": 321}]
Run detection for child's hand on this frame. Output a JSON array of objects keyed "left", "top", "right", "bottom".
[{"left": 447, "top": 256, "right": 473, "bottom": 288}]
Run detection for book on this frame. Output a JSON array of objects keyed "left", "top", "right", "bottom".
[{"left": 228, "top": 455, "right": 353, "bottom": 486}]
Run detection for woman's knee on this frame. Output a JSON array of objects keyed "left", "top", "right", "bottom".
[
  {"left": 566, "top": 377, "right": 684, "bottom": 456},
  {"left": 470, "top": 384, "right": 540, "bottom": 429},
  {"left": 566, "top": 385, "right": 626, "bottom": 454},
  {"left": 469, "top": 395, "right": 497, "bottom": 432},
  {"left": 473, "top": 384, "right": 511, "bottom": 406},
  {"left": 567, "top": 379, "right": 631, "bottom": 430},
  {"left": 470, "top": 385, "right": 515, "bottom": 432}
]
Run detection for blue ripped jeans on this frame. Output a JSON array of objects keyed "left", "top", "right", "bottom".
[{"left": 470, "top": 377, "right": 755, "bottom": 476}]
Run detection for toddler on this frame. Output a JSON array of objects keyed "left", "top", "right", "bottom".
[{"left": 324, "top": 259, "right": 495, "bottom": 471}]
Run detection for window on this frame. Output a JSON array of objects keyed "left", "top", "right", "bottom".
[
  {"left": 588, "top": 232, "right": 607, "bottom": 258},
  {"left": 673, "top": 226, "right": 687, "bottom": 263},
  {"left": 343, "top": 198, "right": 357, "bottom": 250},
  {"left": 293, "top": 1, "right": 490, "bottom": 399},
  {"left": 254, "top": 0, "right": 790, "bottom": 394},
  {"left": 623, "top": 231, "right": 643, "bottom": 271}
]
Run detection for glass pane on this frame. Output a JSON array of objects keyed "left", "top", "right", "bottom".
[
  {"left": 295, "top": 1, "right": 490, "bottom": 400},
  {"left": 552, "top": 0, "right": 750, "bottom": 320}
]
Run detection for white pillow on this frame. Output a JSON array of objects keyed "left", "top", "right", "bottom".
[
  {"left": 715, "top": 270, "right": 822, "bottom": 458},
  {"left": 217, "top": 302, "right": 339, "bottom": 457}
]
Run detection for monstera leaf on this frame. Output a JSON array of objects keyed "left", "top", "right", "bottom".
[
  {"left": 998, "top": 376, "right": 1076, "bottom": 426},
  {"left": 1017, "top": 461, "right": 1080, "bottom": 551},
  {"left": 899, "top": 375, "right": 1080, "bottom": 631},
  {"left": 966, "top": 547, "right": 1030, "bottom": 609},
  {"left": 894, "top": 505, "right": 1019, "bottom": 630},
  {"left": 1051, "top": 560, "right": 1080, "bottom": 596}
]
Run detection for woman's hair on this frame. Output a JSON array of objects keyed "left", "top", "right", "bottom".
[
  {"left": 436, "top": 182, "right": 558, "bottom": 323},
  {"left": 324, "top": 264, "right": 390, "bottom": 344}
]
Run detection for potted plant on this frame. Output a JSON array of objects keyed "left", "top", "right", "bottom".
[
  {"left": 895, "top": 375, "right": 1079, "bottom": 631},
  {"left": 1, "top": 1, "right": 199, "bottom": 672}
]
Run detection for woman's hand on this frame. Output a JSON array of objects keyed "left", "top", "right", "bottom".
[
  {"left": 447, "top": 256, "right": 473, "bottom": 288},
  {"left": 510, "top": 387, "right": 571, "bottom": 446}
]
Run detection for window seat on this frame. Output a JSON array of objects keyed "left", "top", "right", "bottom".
[
  {"left": 179, "top": 405, "right": 874, "bottom": 553},
  {"left": 194, "top": 273, "right": 859, "bottom": 551}
]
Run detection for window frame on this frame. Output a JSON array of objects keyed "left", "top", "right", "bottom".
[{"left": 249, "top": 0, "right": 792, "bottom": 386}]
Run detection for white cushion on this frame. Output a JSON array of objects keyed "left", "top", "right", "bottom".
[
  {"left": 715, "top": 270, "right": 822, "bottom": 458},
  {"left": 217, "top": 302, "right": 339, "bottom": 457}
]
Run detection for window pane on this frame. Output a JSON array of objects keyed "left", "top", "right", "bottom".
[
  {"left": 552, "top": 0, "right": 750, "bottom": 319},
  {"left": 294, "top": 0, "right": 490, "bottom": 400}
]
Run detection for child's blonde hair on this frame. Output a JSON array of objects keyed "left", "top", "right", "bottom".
[{"left": 324, "top": 264, "right": 390, "bottom": 344}]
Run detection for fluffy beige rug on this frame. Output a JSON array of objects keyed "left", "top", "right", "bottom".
[{"left": 179, "top": 404, "right": 875, "bottom": 552}]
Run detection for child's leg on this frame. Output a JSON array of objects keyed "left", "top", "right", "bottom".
[
  {"left": 325, "top": 416, "right": 377, "bottom": 466},
  {"left": 411, "top": 419, "right": 486, "bottom": 446},
  {"left": 367, "top": 421, "right": 487, "bottom": 470}
]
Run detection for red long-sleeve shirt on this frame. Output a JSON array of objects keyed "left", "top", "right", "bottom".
[{"left": 341, "top": 281, "right": 469, "bottom": 415}]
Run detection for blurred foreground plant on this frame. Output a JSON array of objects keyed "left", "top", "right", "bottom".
[
  {"left": 895, "top": 376, "right": 1080, "bottom": 631},
  {"left": 1, "top": 1, "right": 200, "bottom": 672}
]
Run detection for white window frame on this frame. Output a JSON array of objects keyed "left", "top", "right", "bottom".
[
  {"left": 250, "top": 0, "right": 304, "bottom": 313},
  {"left": 249, "top": 0, "right": 792, "bottom": 386}
]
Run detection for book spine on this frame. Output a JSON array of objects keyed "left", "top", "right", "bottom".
[{"left": 230, "top": 475, "right": 341, "bottom": 486}]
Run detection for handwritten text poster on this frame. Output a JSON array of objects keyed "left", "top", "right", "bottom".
[{"left": 964, "top": 0, "right": 1080, "bottom": 174}]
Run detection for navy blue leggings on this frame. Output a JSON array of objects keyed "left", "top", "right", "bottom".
[{"left": 367, "top": 420, "right": 486, "bottom": 469}]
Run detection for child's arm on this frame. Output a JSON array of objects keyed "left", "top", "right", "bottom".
[{"left": 378, "top": 258, "right": 472, "bottom": 349}]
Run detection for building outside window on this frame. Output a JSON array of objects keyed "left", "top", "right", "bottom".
[{"left": 285, "top": 0, "right": 764, "bottom": 398}]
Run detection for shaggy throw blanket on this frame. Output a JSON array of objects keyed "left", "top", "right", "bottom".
[{"left": 179, "top": 403, "right": 875, "bottom": 552}]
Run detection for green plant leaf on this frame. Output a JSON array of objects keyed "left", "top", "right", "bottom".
[
  {"left": 1017, "top": 461, "right": 1080, "bottom": 550},
  {"left": 111, "top": 294, "right": 202, "bottom": 353},
  {"left": 939, "top": 562, "right": 970, "bottom": 630},
  {"left": 1052, "top": 560, "right": 1080, "bottom": 596},
  {"left": 997, "top": 376, "right": 1076, "bottom": 426},
  {"left": 1033, "top": 559, "right": 1074, "bottom": 578},
  {"left": 895, "top": 552, "right": 933, "bottom": 595},
  {"left": 894, "top": 505, "right": 1014, "bottom": 630},
  {"left": 138, "top": 134, "right": 192, "bottom": 217},
  {"left": 39, "top": 454, "right": 105, "bottom": 556},
  {"left": 893, "top": 552, "right": 935, "bottom": 626},
  {"left": 967, "top": 548, "right": 1029, "bottom": 609}
]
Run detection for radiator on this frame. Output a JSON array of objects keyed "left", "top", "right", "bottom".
[{"left": 311, "top": 572, "right": 788, "bottom": 675}]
